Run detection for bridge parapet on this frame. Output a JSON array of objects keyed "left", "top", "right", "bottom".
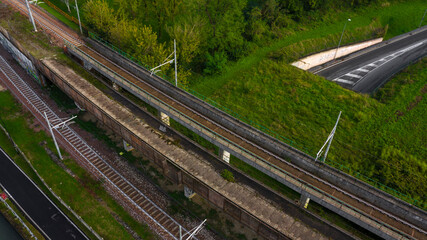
[{"left": 67, "top": 39, "right": 426, "bottom": 240}]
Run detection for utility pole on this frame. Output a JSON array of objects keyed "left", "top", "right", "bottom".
[
  {"left": 315, "top": 111, "right": 341, "bottom": 162},
  {"left": 333, "top": 19, "right": 351, "bottom": 61},
  {"left": 174, "top": 39, "right": 177, "bottom": 87},
  {"left": 419, "top": 9, "right": 427, "bottom": 28},
  {"left": 179, "top": 219, "right": 207, "bottom": 240},
  {"left": 44, "top": 112, "right": 76, "bottom": 160},
  {"left": 75, "top": 0, "right": 83, "bottom": 34},
  {"left": 25, "top": 0, "right": 37, "bottom": 32},
  {"left": 150, "top": 40, "right": 178, "bottom": 87}
]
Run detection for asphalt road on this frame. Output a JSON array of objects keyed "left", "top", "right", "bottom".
[
  {"left": 316, "top": 28, "right": 427, "bottom": 93},
  {"left": 0, "top": 147, "right": 88, "bottom": 240}
]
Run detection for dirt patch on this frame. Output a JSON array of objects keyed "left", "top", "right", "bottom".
[
  {"left": 27, "top": 118, "right": 43, "bottom": 132},
  {"left": 393, "top": 84, "right": 426, "bottom": 122}
]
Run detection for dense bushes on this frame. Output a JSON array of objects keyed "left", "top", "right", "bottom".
[
  {"left": 81, "top": 0, "right": 387, "bottom": 86},
  {"left": 78, "top": 0, "right": 426, "bottom": 206}
]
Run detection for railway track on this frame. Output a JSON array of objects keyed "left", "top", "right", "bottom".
[
  {"left": 0, "top": 55, "right": 198, "bottom": 240},
  {"left": 74, "top": 42, "right": 425, "bottom": 240},
  {"left": 3, "top": 0, "right": 426, "bottom": 239}
]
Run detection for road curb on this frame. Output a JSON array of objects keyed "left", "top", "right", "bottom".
[{"left": 310, "top": 25, "right": 427, "bottom": 73}]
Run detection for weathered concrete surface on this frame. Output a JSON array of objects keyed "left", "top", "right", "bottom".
[
  {"left": 42, "top": 59, "right": 329, "bottom": 240},
  {"left": 292, "top": 38, "right": 383, "bottom": 70},
  {"left": 82, "top": 37, "right": 426, "bottom": 240}
]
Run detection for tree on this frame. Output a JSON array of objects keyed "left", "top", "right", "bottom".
[
  {"left": 202, "top": 0, "right": 247, "bottom": 59},
  {"left": 83, "top": 0, "right": 117, "bottom": 34},
  {"left": 166, "top": 16, "right": 204, "bottom": 67},
  {"left": 246, "top": 7, "right": 268, "bottom": 42}
]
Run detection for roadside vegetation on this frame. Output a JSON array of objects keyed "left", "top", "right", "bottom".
[
  {"left": 0, "top": 90, "right": 156, "bottom": 239},
  {"left": 36, "top": 0, "right": 427, "bottom": 208},
  {"left": 0, "top": 187, "right": 45, "bottom": 240}
]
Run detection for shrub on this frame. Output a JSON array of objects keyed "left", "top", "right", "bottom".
[
  {"left": 221, "top": 169, "right": 235, "bottom": 182},
  {"left": 203, "top": 51, "right": 228, "bottom": 75}
]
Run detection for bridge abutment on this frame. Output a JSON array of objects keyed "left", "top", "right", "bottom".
[{"left": 83, "top": 60, "right": 92, "bottom": 71}]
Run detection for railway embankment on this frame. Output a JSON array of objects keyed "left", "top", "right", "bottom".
[{"left": 0, "top": 22, "right": 350, "bottom": 240}]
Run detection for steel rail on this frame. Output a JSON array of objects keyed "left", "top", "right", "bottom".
[
  {"left": 2, "top": 0, "right": 425, "bottom": 238},
  {"left": 0, "top": 55, "right": 194, "bottom": 240},
  {"left": 68, "top": 41, "right": 424, "bottom": 239}
]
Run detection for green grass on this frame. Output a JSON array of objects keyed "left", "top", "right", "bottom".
[
  {"left": 40, "top": 0, "right": 426, "bottom": 206},
  {"left": 0, "top": 91, "right": 156, "bottom": 239},
  {"left": 0, "top": 193, "right": 45, "bottom": 240},
  {"left": 199, "top": 56, "right": 427, "bottom": 208},
  {"left": 178, "top": 0, "right": 427, "bottom": 208},
  {"left": 189, "top": 0, "right": 427, "bottom": 95},
  {"left": 37, "top": 0, "right": 82, "bottom": 32},
  {"left": 0, "top": 11, "right": 61, "bottom": 59}
]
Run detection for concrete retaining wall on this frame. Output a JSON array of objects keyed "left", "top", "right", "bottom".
[
  {"left": 37, "top": 61, "right": 287, "bottom": 240},
  {"left": 0, "top": 27, "right": 44, "bottom": 85},
  {"left": 84, "top": 37, "right": 426, "bottom": 232},
  {"left": 291, "top": 38, "right": 383, "bottom": 70}
]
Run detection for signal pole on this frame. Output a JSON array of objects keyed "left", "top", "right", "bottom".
[{"left": 315, "top": 111, "right": 341, "bottom": 162}]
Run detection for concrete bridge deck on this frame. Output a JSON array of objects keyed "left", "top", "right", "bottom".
[
  {"left": 65, "top": 38, "right": 426, "bottom": 240},
  {"left": 42, "top": 58, "right": 329, "bottom": 240},
  {"left": 0, "top": 0, "right": 425, "bottom": 237}
]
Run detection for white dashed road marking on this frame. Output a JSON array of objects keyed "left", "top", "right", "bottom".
[{"left": 333, "top": 40, "right": 426, "bottom": 87}]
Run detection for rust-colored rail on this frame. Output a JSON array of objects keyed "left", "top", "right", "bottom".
[{"left": 3, "top": 0, "right": 426, "bottom": 239}]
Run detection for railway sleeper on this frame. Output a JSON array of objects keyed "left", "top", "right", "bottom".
[
  {"left": 121, "top": 184, "right": 133, "bottom": 194},
  {"left": 110, "top": 174, "right": 121, "bottom": 184},
  {"left": 128, "top": 191, "right": 139, "bottom": 200},
  {"left": 116, "top": 179, "right": 126, "bottom": 189},
  {"left": 98, "top": 164, "right": 110, "bottom": 173},
  {"left": 103, "top": 169, "right": 114, "bottom": 178},
  {"left": 137, "top": 197, "right": 149, "bottom": 207},
  {"left": 145, "top": 205, "right": 157, "bottom": 215},
  {"left": 169, "top": 224, "right": 180, "bottom": 235},
  {"left": 124, "top": 188, "right": 135, "bottom": 197},
  {"left": 157, "top": 214, "right": 169, "bottom": 225}
]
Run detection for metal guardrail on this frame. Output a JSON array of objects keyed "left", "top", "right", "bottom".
[
  {"left": 0, "top": 184, "right": 37, "bottom": 240},
  {"left": 43, "top": 0, "right": 87, "bottom": 31},
  {"left": 64, "top": 41, "right": 419, "bottom": 240},
  {"left": 87, "top": 32, "right": 423, "bottom": 210},
  {"left": 0, "top": 125, "right": 102, "bottom": 240},
  {"left": 0, "top": 54, "right": 193, "bottom": 240},
  {"left": 0, "top": 59, "right": 102, "bottom": 240}
]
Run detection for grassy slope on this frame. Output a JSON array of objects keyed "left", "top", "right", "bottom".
[
  {"left": 184, "top": 0, "right": 427, "bottom": 205},
  {"left": 27, "top": 0, "right": 426, "bottom": 205},
  {"left": 211, "top": 54, "right": 427, "bottom": 205},
  {"left": 0, "top": 91, "right": 155, "bottom": 239},
  {"left": 190, "top": 0, "right": 426, "bottom": 95}
]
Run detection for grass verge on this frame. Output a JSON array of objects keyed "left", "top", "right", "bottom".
[
  {"left": 33, "top": 0, "right": 427, "bottom": 206},
  {"left": 0, "top": 191, "right": 45, "bottom": 240},
  {"left": 0, "top": 90, "right": 156, "bottom": 239}
]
